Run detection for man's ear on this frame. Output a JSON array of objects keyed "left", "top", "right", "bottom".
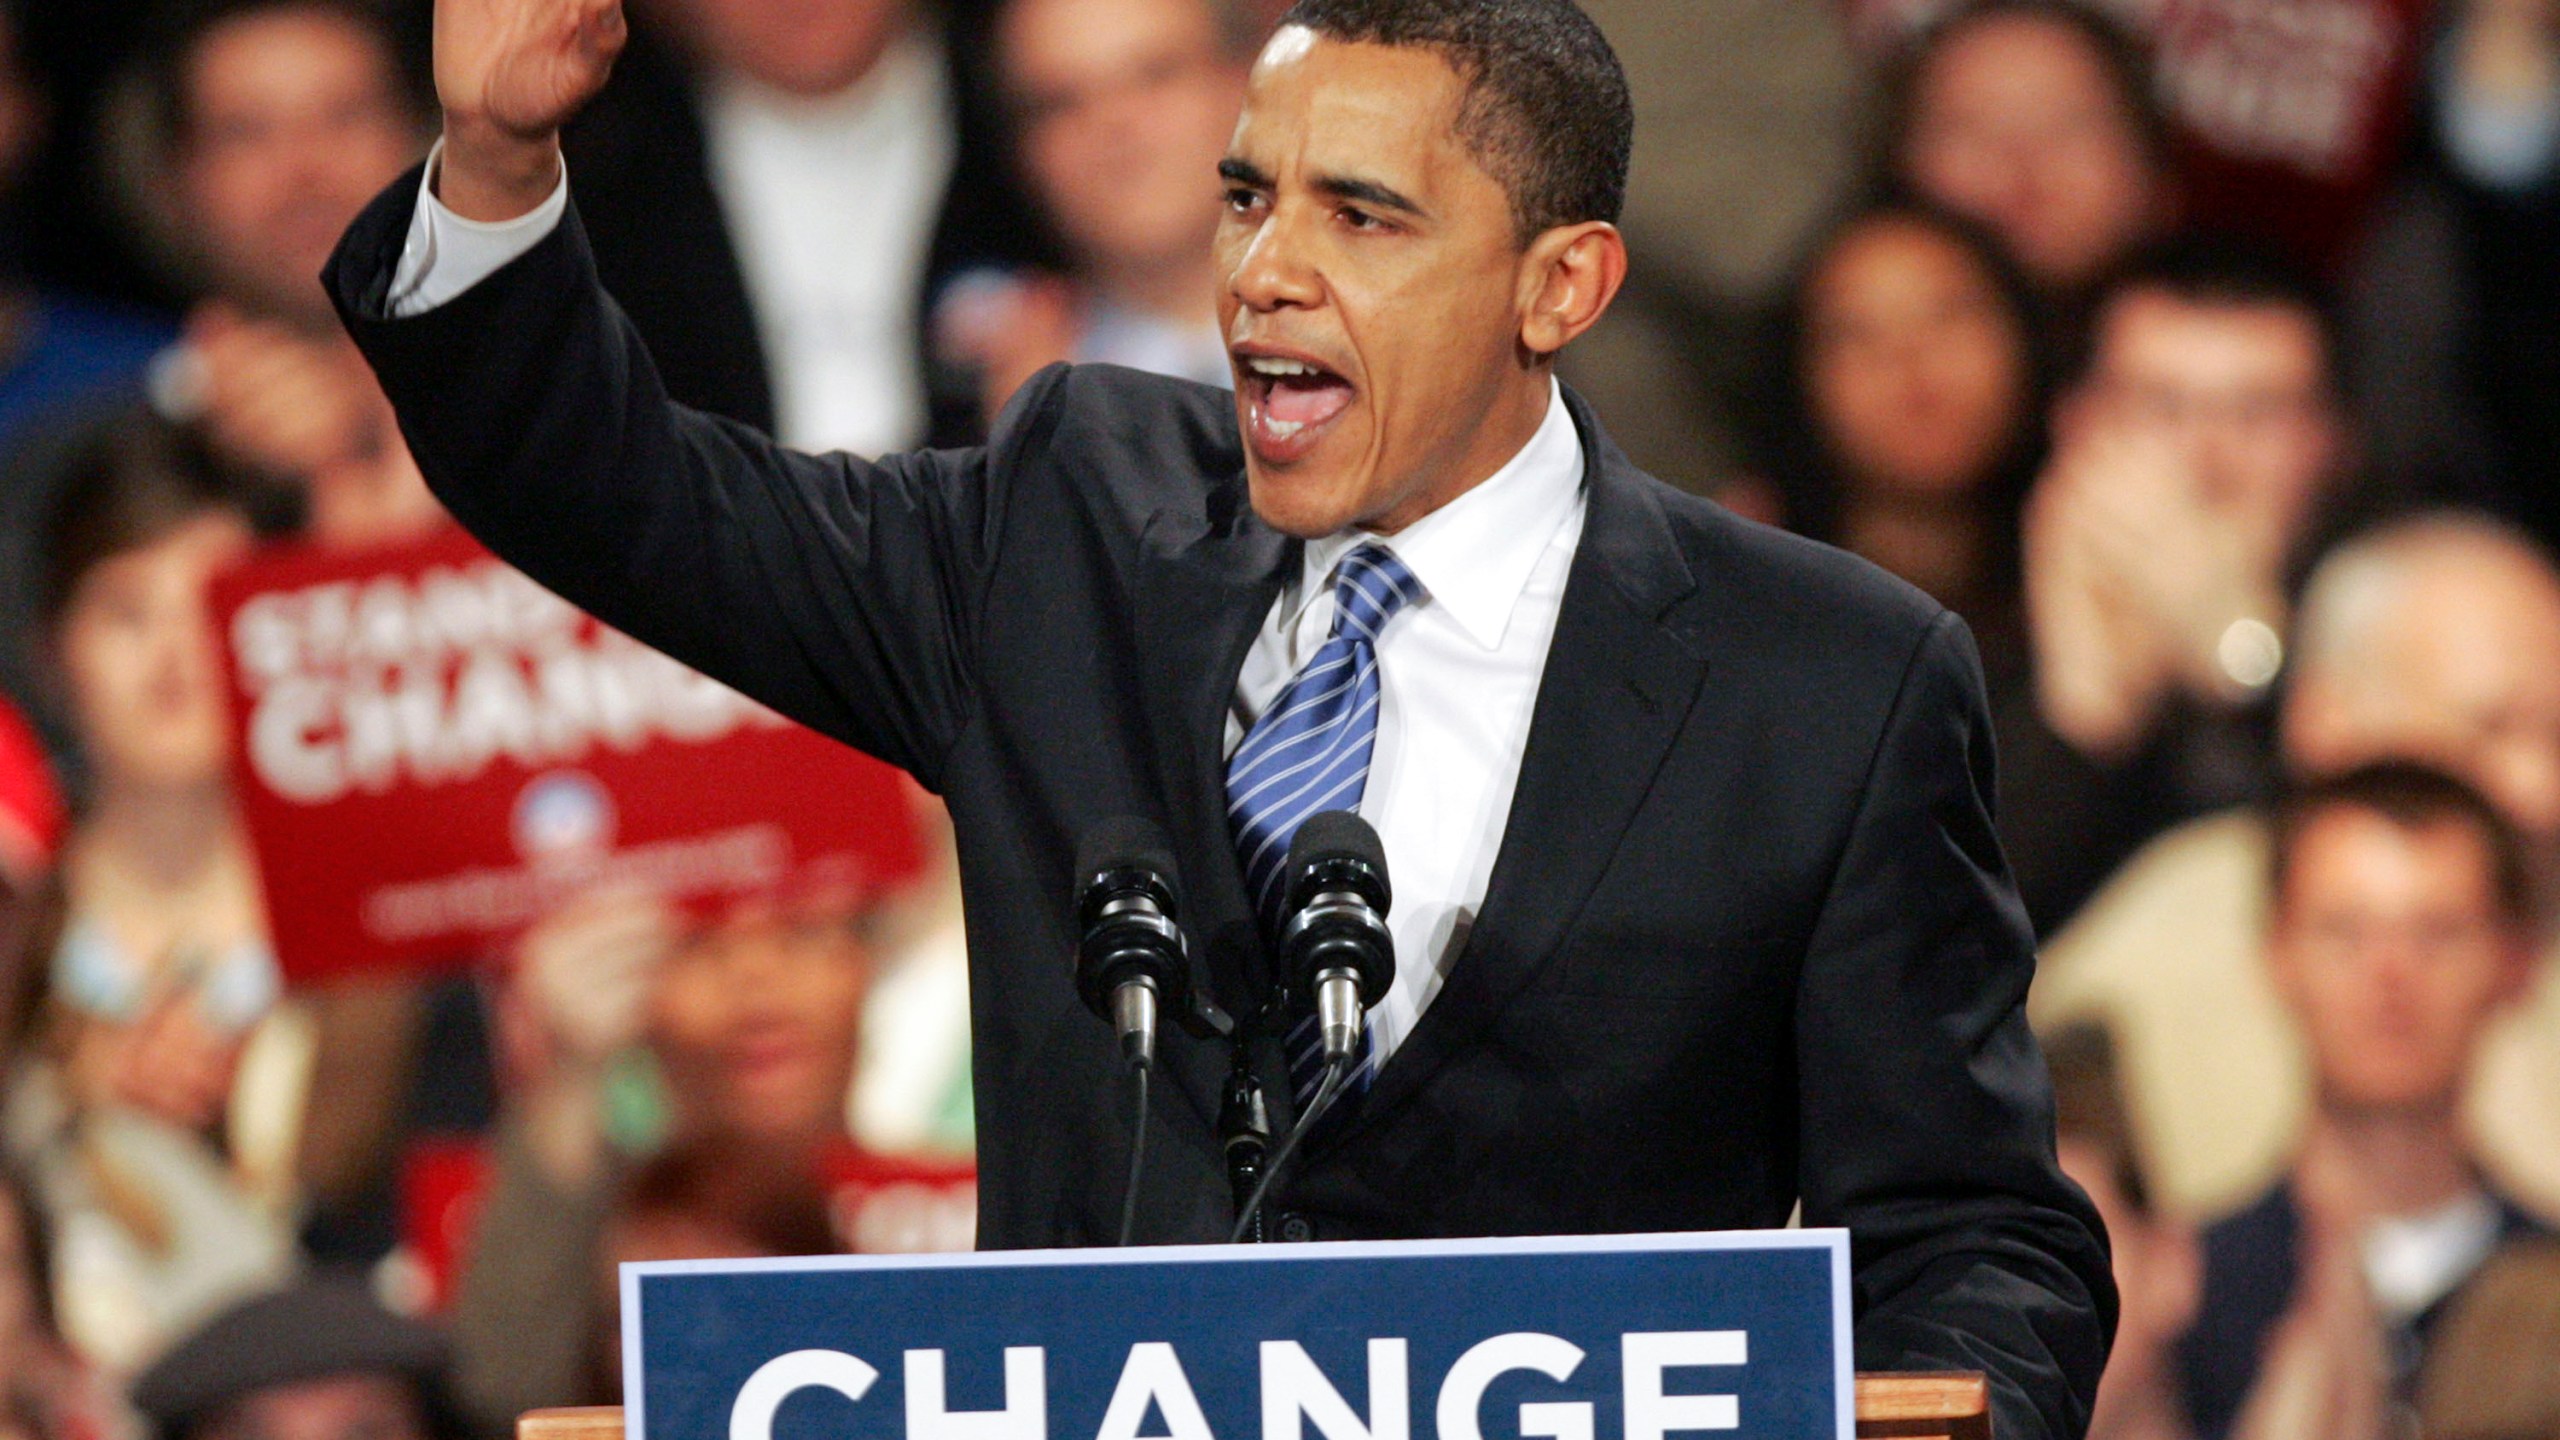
[{"left": 1518, "top": 221, "right": 1628, "bottom": 358}]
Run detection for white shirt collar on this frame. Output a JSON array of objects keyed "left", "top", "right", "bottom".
[
  {"left": 1294, "top": 379, "right": 1584, "bottom": 651},
  {"left": 2361, "top": 1187, "right": 2504, "bottom": 1321}
]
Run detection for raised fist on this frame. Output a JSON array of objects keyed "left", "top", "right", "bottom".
[
  {"left": 437, "top": 0, "right": 626, "bottom": 140},
  {"left": 433, "top": 0, "right": 626, "bottom": 219}
]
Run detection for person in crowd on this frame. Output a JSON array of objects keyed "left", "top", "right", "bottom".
[
  {"left": 2045, "top": 1024, "right": 2199, "bottom": 1440},
  {"left": 2417, "top": 1239, "right": 2560, "bottom": 1440},
  {"left": 109, "top": 0, "right": 439, "bottom": 547},
  {"left": 2001, "top": 235, "right": 2349, "bottom": 934},
  {"left": 935, "top": 0, "right": 1252, "bottom": 426},
  {"left": 106, "top": 2, "right": 501, "bottom": 1269},
  {"left": 4, "top": 413, "right": 301, "bottom": 1380},
  {"left": 449, "top": 884, "right": 874, "bottom": 1430},
  {"left": 2177, "top": 762, "right": 2545, "bottom": 1440},
  {"left": 549, "top": 0, "right": 1053, "bottom": 452},
  {"left": 2036, "top": 513, "right": 2560, "bottom": 1221},
  {"left": 2431, "top": 0, "right": 2560, "bottom": 552},
  {"left": 129, "top": 1278, "right": 461, "bottom": 1440},
  {"left": 1745, "top": 200, "right": 2047, "bottom": 669},
  {"left": 1882, "top": 0, "right": 2174, "bottom": 317}
]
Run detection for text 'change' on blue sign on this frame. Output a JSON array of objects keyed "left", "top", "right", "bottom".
[{"left": 621, "top": 1230, "right": 1852, "bottom": 1440}]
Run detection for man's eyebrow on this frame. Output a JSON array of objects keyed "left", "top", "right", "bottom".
[
  {"left": 1214, "top": 159, "right": 1429, "bottom": 221},
  {"left": 1313, "top": 173, "right": 1428, "bottom": 219}
]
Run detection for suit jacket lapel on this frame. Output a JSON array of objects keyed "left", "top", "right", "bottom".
[
  {"left": 1129, "top": 479, "right": 1295, "bottom": 1056},
  {"left": 1344, "top": 393, "right": 1711, "bottom": 1136}
]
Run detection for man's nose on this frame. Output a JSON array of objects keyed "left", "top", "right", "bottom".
[{"left": 1229, "top": 207, "right": 1322, "bottom": 313}]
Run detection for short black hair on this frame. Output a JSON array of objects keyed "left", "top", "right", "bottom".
[
  {"left": 2269, "top": 761, "right": 2537, "bottom": 935},
  {"left": 2072, "top": 231, "right": 2345, "bottom": 391},
  {"left": 1274, "top": 0, "right": 1632, "bottom": 242}
]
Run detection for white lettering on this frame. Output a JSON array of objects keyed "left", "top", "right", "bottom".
[
  {"left": 1620, "top": 1333, "right": 1743, "bottom": 1440},
  {"left": 1095, "top": 1343, "right": 1215, "bottom": 1440},
  {"left": 729, "top": 1349, "right": 877, "bottom": 1440},
  {"left": 1260, "top": 1341, "right": 1407, "bottom": 1440},
  {"left": 1434, "top": 1334, "right": 1587, "bottom": 1440},
  {"left": 906, "top": 1348, "right": 1047, "bottom": 1440}
]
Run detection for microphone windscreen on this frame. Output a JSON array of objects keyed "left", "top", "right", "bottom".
[
  {"left": 1075, "top": 815, "right": 1180, "bottom": 895},
  {"left": 1285, "top": 810, "right": 1390, "bottom": 913}
]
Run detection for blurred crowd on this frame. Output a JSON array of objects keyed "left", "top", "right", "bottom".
[{"left": 0, "top": 0, "right": 2553, "bottom": 1436}]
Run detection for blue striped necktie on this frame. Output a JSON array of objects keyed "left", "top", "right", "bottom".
[{"left": 1227, "top": 542, "right": 1425, "bottom": 1113}]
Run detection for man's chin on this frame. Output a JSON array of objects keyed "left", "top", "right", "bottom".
[{"left": 1244, "top": 463, "right": 1364, "bottom": 540}]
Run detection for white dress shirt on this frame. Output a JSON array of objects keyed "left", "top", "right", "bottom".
[
  {"left": 1227, "top": 383, "right": 1587, "bottom": 1066},
  {"left": 390, "top": 34, "right": 956, "bottom": 456},
  {"left": 389, "top": 175, "right": 1590, "bottom": 1069},
  {"left": 699, "top": 36, "right": 954, "bottom": 453}
]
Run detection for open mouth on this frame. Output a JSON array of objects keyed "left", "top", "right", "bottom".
[{"left": 1238, "top": 353, "right": 1356, "bottom": 464}]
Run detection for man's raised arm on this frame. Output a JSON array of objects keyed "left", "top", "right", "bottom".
[{"left": 328, "top": 0, "right": 1029, "bottom": 788}]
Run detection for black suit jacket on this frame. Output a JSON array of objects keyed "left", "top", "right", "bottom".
[
  {"left": 328, "top": 175, "right": 2114, "bottom": 1440},
  {"left": 558, "top": 12, "right": 1055, "bottom": 447}
]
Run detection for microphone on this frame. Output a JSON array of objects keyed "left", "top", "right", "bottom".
[
  {"left": 1073, "top": 817, "right": 1192, "bottom": 1072},
  {"left": 1279, "top": 811, "right": 1394, "bottom": 1069},
  {"left": 1229, "top": 811, "right": 1393, "bottom": 1243}
]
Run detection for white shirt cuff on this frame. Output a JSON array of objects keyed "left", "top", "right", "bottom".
[{"left": 385, "top": 139, "right": 571, "bottom": 317}]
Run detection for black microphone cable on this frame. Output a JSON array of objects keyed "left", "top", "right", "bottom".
[
  {"left": 1227, "top": 1052, "right": 1352, "bottom": 1243},
  {"left": 1118, "top": 1059, "right": 1150, "bottom": 1247}
]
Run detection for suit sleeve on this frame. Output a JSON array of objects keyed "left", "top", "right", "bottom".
[
  {"left": 325, "top": 164, "right": 1065, "bottom": 789},
  {"left": 1797, "top": 611, "right": 2118, "bottom": 1440}
]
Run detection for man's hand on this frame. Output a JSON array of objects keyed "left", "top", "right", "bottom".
[{"left": 434, "top": 0, "right": 627, "bottom": 221}]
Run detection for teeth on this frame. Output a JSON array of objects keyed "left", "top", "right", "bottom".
[
  {"left": 1244, "top": 357, "right": 1319, "bottom": 379},
  {"left": 1263, "top": 417, "right": 1305, "bottom": 439}
]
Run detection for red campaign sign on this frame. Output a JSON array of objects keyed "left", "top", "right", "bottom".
[{"left": 211, "top": 526, "right": 923, "bottom": 984}]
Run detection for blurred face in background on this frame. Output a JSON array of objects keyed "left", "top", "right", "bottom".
[
  {"left": 2270, "top": 808, "right": 2530, "bottom": 1120},
  {"left": 652, "top": 0, "right": 912, "bottom": 97},
  {"left": 174, "top": 5, "right": 419, "bottom": 326},
  {"left": 52, "top": 512, "right": 253, "bottom": 798},
  {"left": 1802, "top": 214, "right": 2030, "bottom": 506},
  {"left": 2063, "top": 290, "right": 2338, "bottom": 558},
  {"left": 647, "top": 902, "right": 868, "bottom": 1146},
  {"left": 1899, "top": 12, "right": 2163, "bottom": 294},
  {"left": 2287, "top": 543, "right": 2560, "bottom": 859},
  {"left": 1001, "top": 0, "right": 1246, "bottom": 285}
]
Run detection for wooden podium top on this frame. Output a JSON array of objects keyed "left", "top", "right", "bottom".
[{"left": 521, "top": 1374, "right": 1990, "bottom": 1440}]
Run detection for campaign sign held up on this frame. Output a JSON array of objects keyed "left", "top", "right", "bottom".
[{"left": 621, "top": 1232, "right": 1851, "bottom": 1440}]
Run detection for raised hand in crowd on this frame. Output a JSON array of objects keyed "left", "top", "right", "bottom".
[
  {"left": 177, "top": 302, "right": 394, "bottom": 482},
  {"left": 2026, "top": 409, "right": 2290, "bottom": 758},
  {"left": 61, "top": 985, "right": 244, "bottom": 1137},
  {"left": 498, "top": 885, "right": 680, "bottom": 1188},
  {"left": 2227, "top": 1137, "right": 2394, "bottom": 1440},
  {"left": 434, "top": 0, "right": 627, "bottom": 222}
]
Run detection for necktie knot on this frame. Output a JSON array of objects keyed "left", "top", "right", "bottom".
[{"left": 1330, "top": 544, "right": 1424, "bottom": 645}]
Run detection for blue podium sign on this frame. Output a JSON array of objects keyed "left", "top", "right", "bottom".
[{"left": 622, "top": 1231, "right": 1851, "bottom": 1440}]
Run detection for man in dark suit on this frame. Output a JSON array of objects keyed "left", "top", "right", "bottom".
[{"left": 332, "top": 0, "right": 2114, "bottom": 1434}]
